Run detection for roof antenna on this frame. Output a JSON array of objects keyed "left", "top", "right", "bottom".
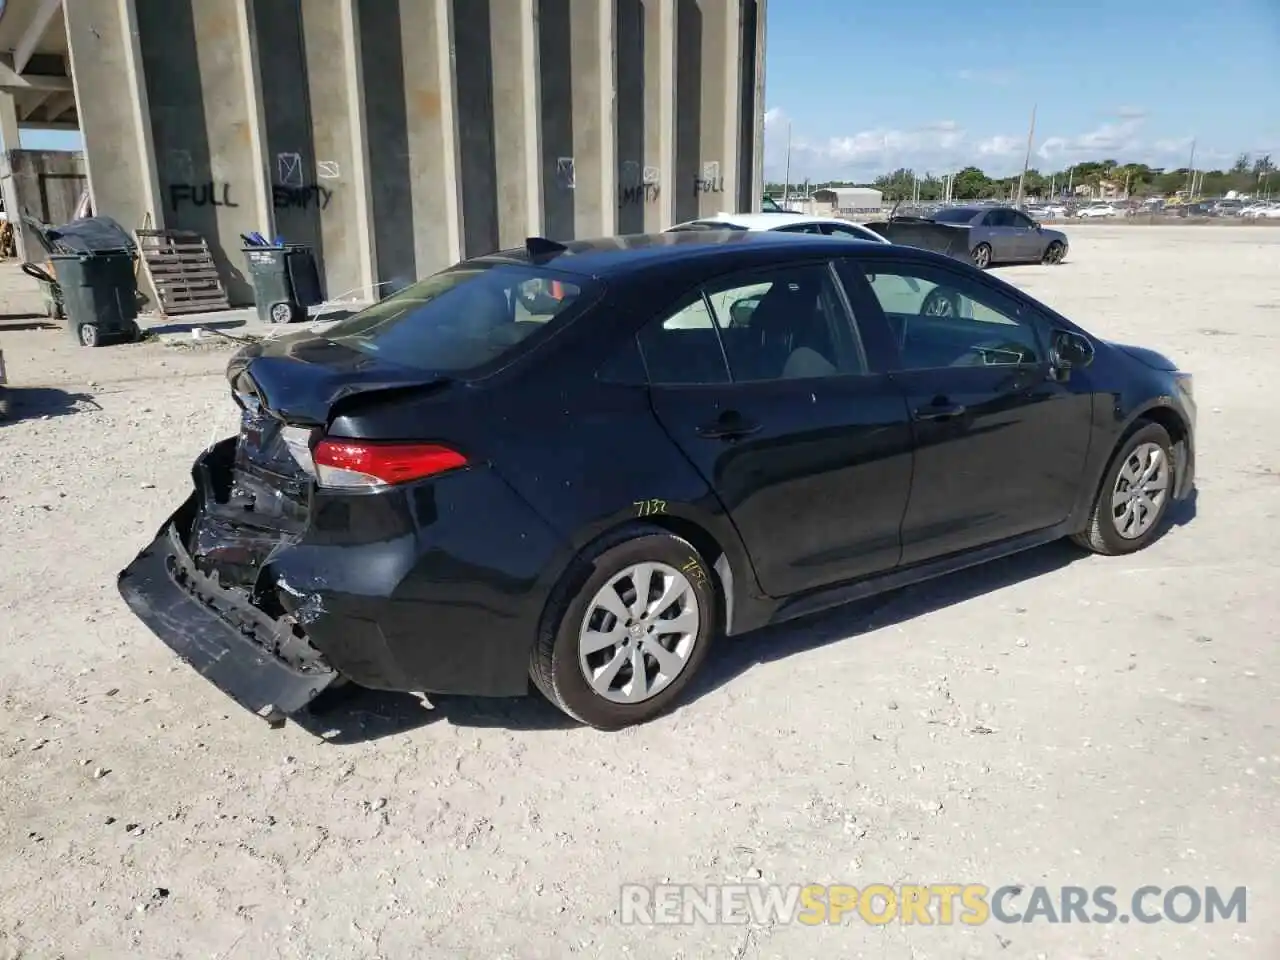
[{"left": 525, "top": 236, "right": 568, "bottom": 259}]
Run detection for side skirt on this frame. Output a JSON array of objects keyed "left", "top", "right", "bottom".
[{"left": 771, "top": 522, "right": 1075, "bottom": 625}]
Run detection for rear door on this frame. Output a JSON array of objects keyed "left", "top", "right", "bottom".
[
  {"left": 839, "top": 254, "right": 1093, "bottom": 564},
  {"left": 640, "top": 259, "right": 913, "bottom": 598}
]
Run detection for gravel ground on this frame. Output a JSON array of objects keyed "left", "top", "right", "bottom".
[{"left": 1, "top": 226, "right": 1277, "bottom": 960}]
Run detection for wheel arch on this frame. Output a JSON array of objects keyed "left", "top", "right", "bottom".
[
  {"left": 539, "top": 512, "right": 746, "bottom": 646},
  {"left": 1081, "top": 400, "right": 1192, "bottom": 524}
]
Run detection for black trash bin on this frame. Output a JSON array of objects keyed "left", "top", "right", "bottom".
[
  {"left": 50, "top": 249, "right": 141, "bottom": 347},
  {"left": 242, "top": 244, "right": 324, "bottom": 324}
]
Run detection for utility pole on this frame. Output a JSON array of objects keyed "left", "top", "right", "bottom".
[
  {"left": 1015, "top": 103, "right": 1037, "bottom": 206},
  {"left": 1067, "top": 165, "right": 1074, "bottom": 196},
  {"left": 781, "top": 121, "right": 792, "bottom": 205},
  {"left": 1185, "top": 138, "right": 1196, "bottom": 198}
]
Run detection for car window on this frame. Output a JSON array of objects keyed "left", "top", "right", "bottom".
[
  {"left": 773, "top": 223, "right": 824, "bottom": 234},
  {"left": 1010, "top": 211, "right": 1036, "bottom": 229},
  {"left": 639, "top": 263, "right": 864, "bottom": 384},
  {"left": 983, "top": 209, "right": 1013, "bottom": 227},
  {"left": 823, "top": 223, "right": 875, "bottom": 241},
  {"left": 859, "top": 262, "right": 1043, "bottom": 369},
  {"left": 321, "top": 265, "right": 596, "bottom": 375},
  {"left": 638, "top": 293, "right": 730, "bottom": 383}
]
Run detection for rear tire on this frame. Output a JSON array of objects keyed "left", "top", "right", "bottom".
[
  {"left": 971, "top": 242, "right": 992, "bottom": 270},
  {"left": 1072, "top": 422, "right": 1176, "bottom": 555},
  {"left": 531, "top": 525, "right": 717, "bottom": 730},
  {"left": 78, "top": 323, "right": 101, "bottom": 348}
]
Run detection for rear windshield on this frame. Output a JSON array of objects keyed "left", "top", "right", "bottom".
[
  {"left": 929, "top": 208, "right": 980, "bottom": 223},
  {"left": 320, "top": 263, "right": 598, "bottom": 374}
]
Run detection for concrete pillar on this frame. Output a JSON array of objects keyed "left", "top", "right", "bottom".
[
  {"left": 489, "top": 0, "right": 543, "bottom": 248},
  {"left": 568, "top": 0, "right": 611, "bottom": 237},
  {"left": 63, "top": 0, "right": 161, "bottom": 226},
  {"left": 135, "top": 0, "right": 266, "bottom": 304},
  {"left": 393, "top": 0, "right": 463, "bottom": 275},
  {"left": 0, "top": 93, "right": 20, "bottom": 150},
  {"left": 298, "top": 0, "right": 376, "bottom": 302},
  {"left": 691, "top": 0, "right": 732, "bottom": 221},
  {"left": 235, "top": 0, "right": 274, "bottom": 242},
  {"left": 655, "top": 0, "right": 678, "bottom": 228}
]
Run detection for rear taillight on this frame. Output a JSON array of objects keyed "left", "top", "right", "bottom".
[{"left": 312, "top": 440, "right": 468, "bottom": 489}]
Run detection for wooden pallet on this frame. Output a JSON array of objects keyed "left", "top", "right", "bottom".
[{"left": 134, "top": 229, "right": 230, "bottom": 315}]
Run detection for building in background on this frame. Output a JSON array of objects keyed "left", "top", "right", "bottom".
[
  {"left": 0, "top": 0, "right": 767, "bottom": 308},
  {"left": 811, "top": 187, "right": 883, "bottom": 215}
]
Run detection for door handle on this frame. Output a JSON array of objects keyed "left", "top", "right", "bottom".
[
  {"left": 912, "top": 403, "right": 967, "bottom": 422},
  {"left": 697, "top": 416, "right": 762, "bottom": 440}
]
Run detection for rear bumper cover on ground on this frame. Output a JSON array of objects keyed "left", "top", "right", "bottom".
[{"left": 118, "top": 510, "right": 338, "bottom": 718}]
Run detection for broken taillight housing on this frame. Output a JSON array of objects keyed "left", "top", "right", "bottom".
[{"left": 311, "top": 439, "right": 468, "bottom": 489}]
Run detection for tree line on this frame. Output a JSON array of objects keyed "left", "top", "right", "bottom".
[{"left": 768, "top": 153, "right": 1276, "bottom": 202}]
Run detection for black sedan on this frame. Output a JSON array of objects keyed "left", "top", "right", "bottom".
[
  {"left": 866, "top": 205, "right": 1070, "bottom": 269},
  {"left": 119, "top": 231, "right": 1196, "bottom": 730}
]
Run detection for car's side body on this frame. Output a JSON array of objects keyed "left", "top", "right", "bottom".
[
  {"left": 865, "top": 206, "right": 1070, "bottom": 266},
  {"left": 119, "top": 233, "right": 1194, "bottom": 725}
]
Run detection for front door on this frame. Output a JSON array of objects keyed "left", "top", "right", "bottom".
[
  {"left": 845, "top": 256, "right": 1093, "bottom": 564},
  {"left": 1007, "top": 209, "right": 1043, "bottom": 260},
  {"left": 639, "top": 260, "right": 915, "bottom": 597}
]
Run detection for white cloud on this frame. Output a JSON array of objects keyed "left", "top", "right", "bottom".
[
  {"left": 977, "top": 135, "right": 1022, "bottom": 157},
  {"left": 763, "top": 107, "right": 1251, "bottom": 181}
]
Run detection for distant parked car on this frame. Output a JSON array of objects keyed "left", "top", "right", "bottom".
[
  {"left": 667, "top": 212, "right": 889, "bottom": 243},
  {"left": 1076, "top": 203, "right": 1119, "bottom": 219},
  {"left": 864, "top": 205, "right": 1069, "bottom": 269},
  {"left": 760, "top": 196, "right": 799, "bottom": 214},
  {"left": 1241, "top": 202, "right": 1280, "bottom": 219}
]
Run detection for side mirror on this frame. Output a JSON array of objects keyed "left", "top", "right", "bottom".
[{"left": 1052, "top": 329, "right": 1094, "bottom": 369}]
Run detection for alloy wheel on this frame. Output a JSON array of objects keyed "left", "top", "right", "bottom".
[
  {"left": 1111, "top": 441, "right": 1170, "bottom": 539},
  {"left": 972, "top": 245, "right": 991, "bottom": 269},
  {"left": 577, "top": 562, "right": 700, "bottom": 704}
]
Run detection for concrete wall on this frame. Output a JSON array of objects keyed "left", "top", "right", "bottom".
[
  {"left": 1, "top": 148, "right": 88, "bottom": 261},
  {"left": 63, "top": 0, "right": 766, "bottom": 310}
]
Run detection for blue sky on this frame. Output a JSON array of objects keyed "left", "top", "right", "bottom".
[{"left": 763, "top": 0, "right": 1280, "bottom": 182}]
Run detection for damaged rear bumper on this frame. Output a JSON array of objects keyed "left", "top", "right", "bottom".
[{"left": 118, "top": 497, "right": 338, "bottom": 720}]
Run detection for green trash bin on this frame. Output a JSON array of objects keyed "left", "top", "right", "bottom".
[
  {"left": 50, "top": 249, "right": 140, "bottom": 347},
  {"left": 242, "top": 244, "right": 323, "bottom": 325}
]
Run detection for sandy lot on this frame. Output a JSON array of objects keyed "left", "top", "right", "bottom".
[{"left": 1, "top": 226, "right": 1278, "bottom": 960}]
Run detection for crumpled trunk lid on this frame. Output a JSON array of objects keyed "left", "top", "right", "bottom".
[{"left": 185, "top": 333, "right": 451, "bottom": 590}]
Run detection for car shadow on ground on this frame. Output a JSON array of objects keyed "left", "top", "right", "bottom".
[
  {"left": 690, "top": 493, "right": 1198, "bottom": 703},
  {"left": 299, "top": 492, "right": 1198, "bottom": 744},
  {"left": 0, "top": 386, "right": 100, "bottom": 425},
  {"left": 296, "top": 683, "right": 576, "bottom": 743}
]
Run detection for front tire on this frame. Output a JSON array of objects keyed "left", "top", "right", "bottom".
[
  {"left": 531, "top": 525, "right": 717, "bottom": 730},
  {"left": 971, "top": 242, "right": 992, "bottom": 270},
  {"left": 1072, "top": 422, "right": 1176, "bottom": 555},
  {"left": 1042, "top": 241, "right": 1065, "bottom": 265}
]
